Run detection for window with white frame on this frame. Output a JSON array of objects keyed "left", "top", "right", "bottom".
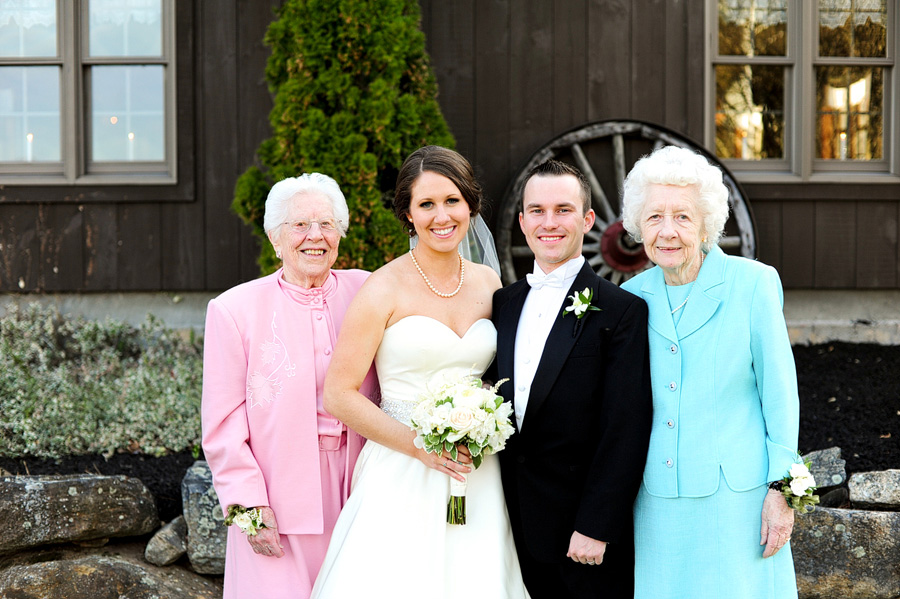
[
  {"left": 0, "top": 0, "right": 176, "bottom": 184},
  {"left": 710, "top": 0, "right": 897, "bottom": 180}
]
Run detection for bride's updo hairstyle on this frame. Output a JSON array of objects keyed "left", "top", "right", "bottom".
[{"left": 393, "top": 145, "right": 484, "bottom": 238}]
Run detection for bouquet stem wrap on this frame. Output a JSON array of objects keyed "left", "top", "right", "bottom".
[{"left": 447, "top": 473, "right": 468, "bottom": 525}]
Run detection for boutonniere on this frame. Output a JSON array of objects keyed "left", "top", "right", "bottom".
[{"left": 563, "top": 287, "right": 602, "bottom": 320}]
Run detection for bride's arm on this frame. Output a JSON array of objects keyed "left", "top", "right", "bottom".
[{"left": 324, "top": 272, "right": 470, "bottom": 480}]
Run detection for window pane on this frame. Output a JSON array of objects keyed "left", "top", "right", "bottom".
[
  {"left": 88, "top": 0, "right": 162, "bottom": 57},
  {"left": 718, "top": 0, "right": 787, "bottom": 56},
  {"left": 90, "top": 65, "right": 164, "bottom": 161},
  {"left": 0, "top": 0, "right": 57, "bottom": 57},
  {"left": 818, "top": 0, "right": 887, "bottom": 57},
  {"left": 816, "top": 66, "right": 883, "bottom": 160},
  {"left": 715, "top": 65, "right": 785, "bottom": 159},
  {"left": 0, "top": 65, "right": 60, "bottom": 161}
]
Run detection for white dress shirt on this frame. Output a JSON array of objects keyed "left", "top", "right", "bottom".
[{"left": 513, "top": 256, "right": 585, "bottom": 430}]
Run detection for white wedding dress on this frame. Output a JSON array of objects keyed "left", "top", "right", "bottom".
[{"left": 311, "top": 315, "right": 528, "bottom": 598}]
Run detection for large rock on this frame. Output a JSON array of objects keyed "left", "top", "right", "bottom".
[
  {"left": 0, "top": 474, "right": 158, "bottom": 554},
  {"left": 182, "top": 461, "right": 226, "bottom": 575},
  {"left": 792, "top": 506, "right": 900, "bottom": 599},
  {"left": 803, "top": 446, "right": 847, "bottom": 490},
  {"left": 145, "top": 515, "right": 188, "bottom": 566},
  {"left": 0, "top": 543, "right": 222, "bottom": 598},
  {"left": 848, "top": 469, "right": 900, "bottom": 509}
]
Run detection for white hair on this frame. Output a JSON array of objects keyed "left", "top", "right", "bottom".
[
  {"left": 621, "top": 145, "right": 730, "bottom": 253},
  {"left": 263, "top": 173, "right": 350, "bottom": 237}
]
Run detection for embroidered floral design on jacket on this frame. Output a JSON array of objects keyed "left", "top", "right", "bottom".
[{"left": 247, "top": 311, "right": 296, "bottom": 408}]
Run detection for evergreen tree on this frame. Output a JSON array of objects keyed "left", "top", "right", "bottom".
[{"left": 233, "top": 0, "right": 455, "bottom": 273}]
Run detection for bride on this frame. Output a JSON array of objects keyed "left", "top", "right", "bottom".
[{"left": 311, "top": 146, "right": 529, "bottom": 598}]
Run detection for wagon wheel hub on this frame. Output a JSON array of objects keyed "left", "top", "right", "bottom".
[{"left": 599, "top": 221, "right": 648, "bottom": 273}]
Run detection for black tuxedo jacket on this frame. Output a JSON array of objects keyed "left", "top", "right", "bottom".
[{"left": 492, "top": 262, "right": 652, "bottom": 564}]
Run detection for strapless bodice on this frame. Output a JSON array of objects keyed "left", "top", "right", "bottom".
[{"left": 375, "top": 315, "right": 497, "bottom": 425}]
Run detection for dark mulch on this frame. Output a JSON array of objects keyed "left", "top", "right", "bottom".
[
  {"left": 795, "top": 341, "right": 900, "bottom": 474},
  {"left": 1, "top": 342, "right": 897, "bottom": 521}
]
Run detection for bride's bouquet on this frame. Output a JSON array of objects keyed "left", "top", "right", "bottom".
[{"left": 410, "top": 372, "right": 514, "bottom": 525}]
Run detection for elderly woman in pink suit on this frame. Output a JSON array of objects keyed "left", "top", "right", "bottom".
[{"left": 201, "top": 173, "right": 378, "bottom": 599}]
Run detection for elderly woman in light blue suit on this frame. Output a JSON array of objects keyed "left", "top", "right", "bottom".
[{"left": 621, "top": 145, "right": 800, "bottom": 599}]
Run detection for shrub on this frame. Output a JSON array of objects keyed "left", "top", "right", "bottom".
[
  {"left": 0, "top": 304, "right": 203, "bottom": 458},
  {"left": 233, "top": 0, "right": 455, "bottom": 274}
]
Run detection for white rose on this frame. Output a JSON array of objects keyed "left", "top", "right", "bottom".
[
  {"left": 233, "top": 512, "right": 253, "bottom": 530},
  {"left": 789, "top": 476, "right": 814, "bottom": 496},
  {"left": 789, "top": 463, "right": 811, "bottom": 479},
  {"left": 449, "top": 406, "right": 476, "bottom": 432}
]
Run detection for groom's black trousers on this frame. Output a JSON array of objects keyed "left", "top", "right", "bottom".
[{"left": 513, "top": 530, "right": 635, "bottom": 599}]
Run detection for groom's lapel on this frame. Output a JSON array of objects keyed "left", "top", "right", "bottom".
[
  {"left": 496, "top": 279, "right": 529, "bottom": 414},
  {"left": 524, "top": 262, "right": 598, "bottom": 422}
]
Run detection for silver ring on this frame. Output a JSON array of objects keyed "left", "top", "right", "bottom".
[
  {"left": 443, "top": 461, "right": 448, "bottom": 467},
  {"left": 587, "top": 561, "right": 595, "bottom": 565}
]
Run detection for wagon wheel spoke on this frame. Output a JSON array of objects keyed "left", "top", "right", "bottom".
[
  {"left": 571, "top": 142, "right": 617, "bottom": 224},
  {"left": 613, "top": 134, "right": 626, "bottom": 200},
  {"left": 717, "top": 235, "right": 742, "bottom": 250}
]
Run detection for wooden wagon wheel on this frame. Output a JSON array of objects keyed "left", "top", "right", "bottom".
[{"left": 495, "top": 119, "right": 757, "bottom": 285}]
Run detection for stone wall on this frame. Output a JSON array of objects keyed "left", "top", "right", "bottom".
[{"left": 0, "top": 454, "right": 897, "bottom": 598}]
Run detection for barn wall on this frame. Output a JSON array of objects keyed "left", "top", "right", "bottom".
[
  {"left": 2, "top": 0, "right": 898, "bottom": 292},
  {"left": 0, "top": 0, "right": 275, "bottom": 293},
  {"left": 420, "top": 0, "right": 900, "bottom": 289}
]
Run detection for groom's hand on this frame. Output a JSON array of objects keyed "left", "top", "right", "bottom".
[{"left": 566, "top": 530, "right": 607, "bottom": 566}]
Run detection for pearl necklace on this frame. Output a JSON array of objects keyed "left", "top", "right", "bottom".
[
  {"left": 670, "top": 288, "right": 692, "bottom": 314},
  {"left": 410, "top": 248, "right": 465, "bottom": 298}
]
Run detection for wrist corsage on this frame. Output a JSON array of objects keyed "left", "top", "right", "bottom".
[
  {"left": 224, "top": 504, "right": 267, "bottom": 536},
  {"left": 769, "top": 461, "right": 819, "bottom": 514},
  {"left": 563, "top": 287, "right": 601, "bottom": 320}
]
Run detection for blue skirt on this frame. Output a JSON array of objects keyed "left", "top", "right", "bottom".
[{"left": 634, "top": 472, "right": 797, "bottom": 599}]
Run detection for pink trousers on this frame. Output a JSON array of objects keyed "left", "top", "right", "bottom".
[{"left": 222, "top": 440, "right": 347, "bottom": 599}]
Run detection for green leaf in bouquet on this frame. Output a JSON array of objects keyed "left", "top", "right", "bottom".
[
  {"left": 472, "top": 453, "right": 483, "bottom": 469},
  {"left": 449, "top": 445, "right": 459, "bottom": 461},
  {"left": 444, "top": 440, "right": 454, "bottom": 454}
]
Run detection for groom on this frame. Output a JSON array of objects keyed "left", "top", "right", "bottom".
[{"left": 492, "top": 160, "right": 652, "bottom": 598}]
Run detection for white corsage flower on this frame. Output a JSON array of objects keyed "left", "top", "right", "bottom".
[
  {"left": 563, "top": 287, "right": 601, "bottom": 320},
  {"left": 774, "top": 459, "right": 820, "bottom": 513},
  {"left": 224, "top": 505, "right": 267, "bottom": 536}
]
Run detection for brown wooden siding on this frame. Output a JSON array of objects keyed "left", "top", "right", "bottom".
[
  {"left": 0, "top": 0, "right": 274, "bottom": 293},
  {"left": 420, "top": 0, "right": 900, "bottom": 290},
  {"left": 2, "top": 0, "right": 899, "bottom": 292}
]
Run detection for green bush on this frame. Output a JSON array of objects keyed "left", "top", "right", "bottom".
[
  {"left": 233, "top": 0, "right": 456, "bottom": 273},
  {"left": 0, "top": 304, "right": 203, "bottom": 458}
]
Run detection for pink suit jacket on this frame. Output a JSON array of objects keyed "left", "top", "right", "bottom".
[{"left": 201, "top": 269, "right": 378, "bottom": 535}]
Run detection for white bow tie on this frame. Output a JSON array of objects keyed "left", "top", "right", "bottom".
[{"left": 526, "top": 270, "right": 565, "bottom": 290}]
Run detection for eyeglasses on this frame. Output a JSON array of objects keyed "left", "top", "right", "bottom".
[{"left": 282, "top": 219, "right": 339, "bottom": 234}]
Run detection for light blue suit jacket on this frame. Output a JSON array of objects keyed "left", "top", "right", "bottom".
[{"left": 622, "top": 246, "right": 799, "bottom": 498}]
